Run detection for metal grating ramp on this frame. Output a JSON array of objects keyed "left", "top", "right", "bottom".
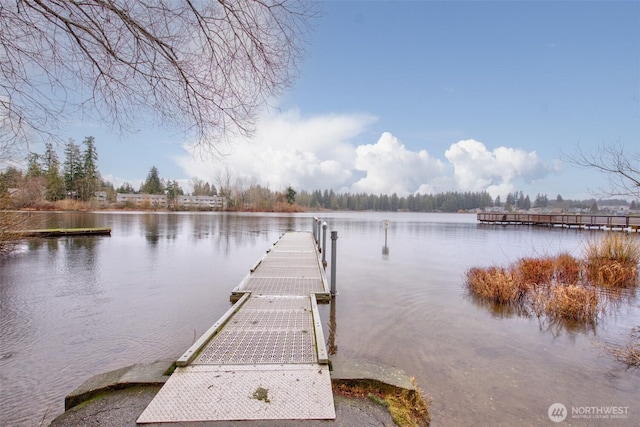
[
  {"left": 193, "top": 296, "right": 317, "bottom": 365},
  {"left": 136, "top": 364, "right": 335, "bottom": 422},
  {"left": 137, "top": 232, "right": 335, "bottom": 423}
]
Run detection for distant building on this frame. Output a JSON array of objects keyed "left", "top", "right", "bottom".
[
  {"left": 116, "top": 193, "right": 168, "bottom": 207},
  {"left": 116, "top": 193, "right": 226, "bottom": 209},
  {"left": 176, "top": 195, "right": 226, "bottom": 209},
  {"left": 94, "top": 191, "right": 108, "bottom": 203}
]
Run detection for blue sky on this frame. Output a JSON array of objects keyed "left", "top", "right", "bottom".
[{"left": 62, "top": 1, "right": 640, "bottom": 199}]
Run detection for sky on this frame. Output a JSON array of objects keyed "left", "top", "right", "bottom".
[{"left": 53, "top": 1, "right": 640, "bottom": 200}]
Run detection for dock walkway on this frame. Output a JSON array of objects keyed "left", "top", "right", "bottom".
[{"left": 137, "top": 231, "right": 335, "bottom": 423}]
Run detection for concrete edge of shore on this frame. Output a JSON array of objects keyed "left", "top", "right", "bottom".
[{"left": 56, "top": 357, "right": 417, "bottom": 425}]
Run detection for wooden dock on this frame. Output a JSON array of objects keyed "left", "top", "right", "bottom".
[
  {"left": 477, "top": 213, "right": 640, "bottom": 232},
  {"left": 15, "top": 227, "right": 112, "bottom": 237},
  {"left": 137, "top": 231, "right": 335, "bottom": 423}
]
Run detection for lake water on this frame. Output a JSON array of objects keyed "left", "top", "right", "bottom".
[{"left": 0, "top": 211, "right": 638, "bottom": 426}]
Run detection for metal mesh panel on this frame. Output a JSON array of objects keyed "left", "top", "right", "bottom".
[
  {"left": 242, "top": 277, "right": 324, "bottom": 295},
  {"left": 194, "top": 329, "right": 317, "bottom": 364}
]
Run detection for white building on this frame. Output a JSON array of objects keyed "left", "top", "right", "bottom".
[
  {"left": 116, "top": 193, "right": 226, "bottom": 209},
  {"left": 176, "top": 195, "right": 226, "bottom": 209},
  {"left": 116, "top": 193, "right": 168, "bottom": 207}
]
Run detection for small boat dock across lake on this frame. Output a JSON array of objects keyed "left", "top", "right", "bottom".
[
  {"left": 477, "top": 212, "right": 640, "bottom": 232},
  {"left": 137, "top": 230, "right": 335, "bottom": 423}
]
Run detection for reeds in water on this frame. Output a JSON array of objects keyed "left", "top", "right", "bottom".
[
  {"left": 584, "top": 233, "right": 640, "bottom": 287},
  {"left": 465, "top": 267, "right": 528, "bottom": 305},
  {"left": 465, "top": 254, "right": 600, "bottom": 324},
  {"left": 553, "top": 253, "right": 582, "bottom": 285},
  {"left": 543, "top": 285, "right": 600, "bottom": 323}
]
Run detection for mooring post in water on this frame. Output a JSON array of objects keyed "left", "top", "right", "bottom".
[
  {"left": 330, "top": 230, "right": 338, "bottom": 295},
  {"left": 322, "top": 222, "right": 328, "bottom": 267}
]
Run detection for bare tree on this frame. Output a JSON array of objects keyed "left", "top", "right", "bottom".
[
  {"left": 567, "top": 143, "right": 640, "bottom": 199},
  {"left": 1, "top": 0, "right": 316, "bottom": 154},
  {"left": 214, "top": 166, "right": 233, "bottom": 200}
]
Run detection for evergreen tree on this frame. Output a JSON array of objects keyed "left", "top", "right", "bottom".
[
  {"left": 141, "top": 166, "right": 164, "bottom": 194},
  {"left": 43, "top": 143, "right": 65, "bottom": 201},
  {"left": 0, "top": 167, "right": 23, "bottom": 189},
  {"left": 116, "top": 182, "right": 136, "bottom": 193},
  {"left": 26, "top": 153, "right": 43, "bottom": 177},
  {"left": 77, "top": 136, "right": 100, "bottom": 201},
  {"left": 63, "top": 140, "right": 83, "bottom": 198},
  {"left": 166, "top": 180, "right": 184, "bottom": 200},
  {"left": 286, "top": 186, "right": 296, "bottom": 205}
]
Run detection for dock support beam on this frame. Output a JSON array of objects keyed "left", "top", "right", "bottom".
[{"left": 330, "top": 231, "right": 338, "bottom": 296}]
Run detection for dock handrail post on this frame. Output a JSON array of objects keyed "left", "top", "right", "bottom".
[
  {"left": 322, "top": 222, "right": 328, "bottom": 266},
  {"left": 330, "top": 230, "right": 338, "bottom": 295},
  {"left": 312, "top": 217, "right": 318, "bottom": 242},
  {"left": 316, "top": 218, "right": 321, "bottom": 245}
]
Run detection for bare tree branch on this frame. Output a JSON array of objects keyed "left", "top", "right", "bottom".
[
  {"left": 565, "top": 142, "right": 640, "bottom": 199},
  {"left": 0, "top": 0, "right": 317, "bottom": 155}
]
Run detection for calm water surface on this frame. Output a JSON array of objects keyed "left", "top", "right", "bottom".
[{"left": 0, "top": 212, "right": 638, "bottom": 426}]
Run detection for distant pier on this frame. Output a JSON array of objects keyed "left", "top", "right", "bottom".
[{"left": 477, "top": 213, "right": 640, "bottom": 232}]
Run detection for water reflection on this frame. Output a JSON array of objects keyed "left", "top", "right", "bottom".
[
  {"left": 1, "top": 212, "right": 638, "bottom": 427},
  {"left": 328, "top": 297, "right": 338, "bottom": 356}
]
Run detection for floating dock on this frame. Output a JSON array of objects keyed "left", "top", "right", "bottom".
[
  {"left": 137, "top": 231, "right": 335, "bottom": 423},
  {"left": 477, "top": 213, "right": 640, "bottom": 232},
  {"left": 17, "top": 227, "right": 112, "bottom": 237}
]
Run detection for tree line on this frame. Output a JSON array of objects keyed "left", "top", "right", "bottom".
[
  {"left": 1, "top": 138, "right": 636, "bottom": 212},
  {"left": 1, "top": 137, "right": 111, "bottom": 206}
]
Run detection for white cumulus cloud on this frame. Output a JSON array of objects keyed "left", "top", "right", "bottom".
[
  {"left": 176, "top": 109, "right": 375, "bottom": 191},
  {"left": 351, "top": 132, "right": 446, "bottom": 196},
  {"left": 175, "top": 110, "right": 558, "bottom": 200},
  {"left": 444, "top": 139, "right": 551, "bottom": 198}
]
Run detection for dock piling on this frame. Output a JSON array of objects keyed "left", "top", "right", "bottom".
[
  {"left": 322, "top": 222, "right": 328, "bottom": 266},
  {"left": 330, "top": 230, "right": 338, "bottom": 296}
]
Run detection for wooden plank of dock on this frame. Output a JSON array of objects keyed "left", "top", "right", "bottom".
[{"left": 137, "top": 231, "right": 335, "bottom": 423}]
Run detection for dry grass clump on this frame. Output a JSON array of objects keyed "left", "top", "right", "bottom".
[
  {"left": 516, "top": 257, "right": 555, "bottom": 287},
  {"left": 465, "top": 267, "right": 528, "bottom": 305},
  {"left": 385, "top": 378, "right": 431, "bottom": 427},
  {"left": 465, "top": 254, "right": 600, "bottom": 324},
  {"left": 584, "top": 233, "right": 640, "bottom": 287},
  {"left": 543, "top": 285, "right": 600, "bottom": 323},
  {"left": 332, "top": 377, "right": 431, "bottom": 427},
  {"left": 554, "top": 253, "right": 582, "bottom": 285},
  {"left": 596, "top": 327, "right": 640, "bottom": 368}
]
